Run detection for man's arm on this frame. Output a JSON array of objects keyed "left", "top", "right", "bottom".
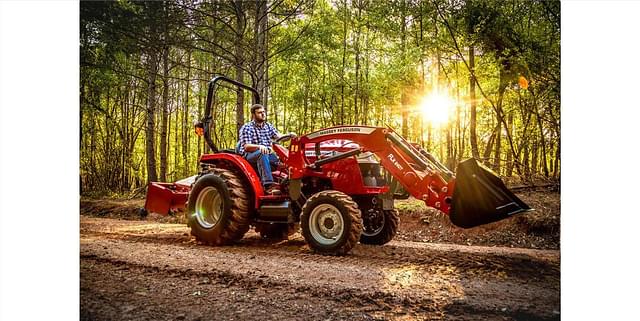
[
  {"left": 275, "top": 132, "right": 297, "bottom": 140},
  {"left": 239, "top": 124, "right": 271, "bottom": 154},
  {"left": 244, "top": 143, "right": 270, "bottom": 154},
  {"left": 270, "top": 123, "right": 296, "bottom": 140}
]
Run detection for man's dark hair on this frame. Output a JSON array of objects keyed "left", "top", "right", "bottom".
[{"left": 250, "top": 104, "right": 264, "bottom": 115}]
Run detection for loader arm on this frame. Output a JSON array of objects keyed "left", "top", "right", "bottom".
[
  {"left": 289, "top": 126, "right": 455, "bottom": 214},
  {"left": 287, "top": 126, "right": 531, "bottom": 228}
]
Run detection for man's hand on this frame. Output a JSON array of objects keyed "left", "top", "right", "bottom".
[{"left": 259, "top": 145, "right": 272, "bottom": 154}]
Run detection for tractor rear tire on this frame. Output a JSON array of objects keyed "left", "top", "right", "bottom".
[
  {"left": 301, "top": 190, "right": 362, "bottom": 255},
  {"left": 360, "top": 209, "right": 400, "bottom": 245},
  {"left": 187, "top": 168, "right": 251, "bottom": 245}
]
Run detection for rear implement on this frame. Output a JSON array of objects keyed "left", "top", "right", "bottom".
[{"left": 142, "top": 176, "right": 194, "bottom": 216}]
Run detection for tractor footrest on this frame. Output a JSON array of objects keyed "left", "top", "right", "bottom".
[
  {"left": 258, "top": 194, "right": 287, "bottom": 201},
  {"left": 257, "top": 200, "right": 293, "bottom": 222},
  {"left": 254, "top": 218, "right": 296, "bottom": 224}
]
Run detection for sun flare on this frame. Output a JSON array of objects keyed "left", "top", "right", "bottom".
[{"left": 419, "top": 91, "right": 454, "bottom": 126}]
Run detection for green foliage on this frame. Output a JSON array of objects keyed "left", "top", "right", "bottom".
[{"left": 80, "top": 0, "right": 560, "bottom": 194}]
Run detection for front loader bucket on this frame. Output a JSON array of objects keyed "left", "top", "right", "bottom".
[{"left": 449, "top": 158, "right": 532, "bottom": 228}]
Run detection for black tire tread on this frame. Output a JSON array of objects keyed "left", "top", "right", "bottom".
[
  {"left": 301, "top": 190, "right": 362, "bottom": 255},
  {"left": 360, "top": 209, "right": 400, "bottom": 245},
  {"left": 190, "top": 167, "right": 251, "bottom": 245}
]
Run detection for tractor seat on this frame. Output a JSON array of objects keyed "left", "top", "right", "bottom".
[
  {"left": 220, "top": 148, "right": 240, "bottom": 155},
  {"left": 218, "top": 142, "right": 243, "bottom": 155}
]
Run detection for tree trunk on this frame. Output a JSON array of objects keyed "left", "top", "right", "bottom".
[
  {"left": 159, "top": 45, "right": 169, "bottom": 182},
  {"left": 447, "top": 126, "right": 454, "bottom": 170},
  {"left": 197, "top": 79, "right": 203, "bottom": 160},
  {"left": 469, "top": 45, "right": 480, "bottom": 159},
  {"left": 533, "top": 98, "right": 549, "bottom": 177},
  {"left": 553, "top": 139, "right": 560, "bottom": 179},
  {"left": 145, "top": 52, "right": 159, "bottom": 183},
  {"left": 455, "top": 64, "right": 465, "bottom": 163},
  {"left": 235, "top": 65, "right": 245, "bottom": 134},
  {"left": 456, "top": 87, "right": 467, "bottom": 164},
  {"left": 363, "top": 26, "right": 370, "bottom": 125},
  {"left": 254, "top": 0, "right": 268, "bottom": 110},
  {"left": 174, "top": 91, "right": 179, "bottom": 181},
  {"left": 506, "top": 111, "right": 514, "bottom": 176},
  {"left": 494, "top": 120, "right": 501, "bottom": 174},
  {"left": 120, "top": 90, "right": 128, "bottom": 192},
  {"left": 426, "top": 124, "right": 432, "bottom": 151},
  {"left": 353, "top": 0, "right": 362, "bottom": 124},
  {"left": 340, "top": 0, "right": 348, "bottom": 124},
  {"left": 183, "top": 50, "right": 192, "bottom": 177},
  {"left": 90, "top": 95, "right": 97, "bottom": 190},
  {"left": 493, "top": 79, "right": 507, "bottom": 174},
  {"left": 234, "top": 0, "right": 246, "bottom": 135},
  {"left": 523, "top": 143, "right": 530, "bottom": 179},
  {"left": 400, "top": 0, "right": 408, "bottom": 138},
  {"left": 531, "top": 139, "right": 539, "bottom": 177},
  {"left": 483, "top": 125, "right": 497, "bottom": 162}
]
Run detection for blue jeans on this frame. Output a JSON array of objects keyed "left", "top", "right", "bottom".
[{"left": 245, "top": 150, "right": 279, "bottom": 187}]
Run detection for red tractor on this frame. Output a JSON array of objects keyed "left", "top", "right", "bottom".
[{"left": 143, "top": 76, "right": 531, "bottom": 255}]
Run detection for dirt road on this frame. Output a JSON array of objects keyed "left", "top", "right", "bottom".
[{"left": 80, "top": 216, "right": 560, "bottom": 321}]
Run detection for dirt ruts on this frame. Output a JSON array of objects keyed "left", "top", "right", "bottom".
[{"left": 80, "top": 216, "right": 560, "bottom": 321}]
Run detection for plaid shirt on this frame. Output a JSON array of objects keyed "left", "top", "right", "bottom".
[{"left": 238, "top": 120, "right": 280, "bottom": 155}]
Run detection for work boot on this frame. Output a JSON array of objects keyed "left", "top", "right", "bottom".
[{"left": 265, "top": 184, "right": 282, "bottom": 195}]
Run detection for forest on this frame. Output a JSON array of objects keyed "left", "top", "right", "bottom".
[{"left": 80, "top": 0, "right": 560, "bottom": 195}]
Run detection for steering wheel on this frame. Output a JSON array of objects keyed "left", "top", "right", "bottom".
[{"left": 274, "top": 133, "right": 295, "bottom": 144}]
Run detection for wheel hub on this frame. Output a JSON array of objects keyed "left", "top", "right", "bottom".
[
  {"left": 323, "top": 217, "right": 335, "bottom": 229},
  {"left": 194, "top": 186, "right": 223, "bottom": 229},
  {"left": 309, "top": 204, "right": 344, "bottom": 245},
  {"left": 362, "top": 210, "right": 385, "bottom": 236}
]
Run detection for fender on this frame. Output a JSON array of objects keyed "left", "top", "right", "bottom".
[{"left": 199, "top": 153, "right": 265, "bottom": 208}]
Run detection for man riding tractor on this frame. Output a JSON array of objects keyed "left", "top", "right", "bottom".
[{"left": 237, "top": 104, "right": 296, "bottom": 195}]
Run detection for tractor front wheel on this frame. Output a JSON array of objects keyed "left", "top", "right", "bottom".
[
  {"left": 301, "top": 190, "right": 362, "bottom": 255},
  {"left": 187, "top": 168, "right": 251, "bottom": 245}
]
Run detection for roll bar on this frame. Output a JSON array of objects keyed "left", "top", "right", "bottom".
[{"left": 201, "top": 75, "right": 261, "bottom": 152}]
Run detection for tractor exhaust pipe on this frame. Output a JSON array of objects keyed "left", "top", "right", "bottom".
[{"left": 449, "top": 158, "right": 532, "bottom": 228}]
